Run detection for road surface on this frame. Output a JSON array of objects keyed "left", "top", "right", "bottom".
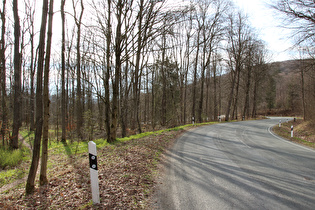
[{"left": 154, "top": 117, "right": 315, "bottom": 209}]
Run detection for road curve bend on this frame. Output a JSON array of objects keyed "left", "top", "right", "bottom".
[{"left": 153, "top": 117, "right": 315, "bottom": 210}]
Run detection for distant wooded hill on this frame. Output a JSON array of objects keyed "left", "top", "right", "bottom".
[{"left": 266, "top": 59, "right": 315, "bottom": 119}]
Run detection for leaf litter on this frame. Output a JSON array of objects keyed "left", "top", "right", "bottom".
[{"left": 0, "top": 129, "right": 184, "bottom": 209}]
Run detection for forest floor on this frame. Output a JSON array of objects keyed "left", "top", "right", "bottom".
[{"left": 0, "top": 127, "right": 186, "bottom": 209}]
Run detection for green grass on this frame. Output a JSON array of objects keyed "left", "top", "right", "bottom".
[
  {"left": 0, "top": 168, "right": 26, "bottom": 188},
  {"left": 11, "top": 121, "right": 223, "bottom": 164},
  {"left": 0, "top": 148, "right": 25, "bottom": 169},
  {"left": 48, "top": 121, "right": 222, "bottom": 156}
]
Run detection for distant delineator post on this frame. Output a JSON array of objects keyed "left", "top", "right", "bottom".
[
  {"left": 291, "top": 125, "right": 294, "bottom": 138},
  {"left": 89, "top": 141, "right": 100, "bottom": 204}
]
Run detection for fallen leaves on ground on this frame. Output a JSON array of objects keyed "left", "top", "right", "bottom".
[{"left": 0, "top": 130, "right": 184, "bottom": 209}]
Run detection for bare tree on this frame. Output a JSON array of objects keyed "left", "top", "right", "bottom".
[
  {"left": 40, "top": 0, "right": 54, "bottom": 186},
  {"left": 225, "top": 12, "right": 250, "bottom": 121},
  {"left": 25, "top": 0, "right": 36, "bottom": 132},
  {"left": 110, "top": 0, "right": 123, "bottom": 141},
  {"left": 61, "top": 0, "right": 66, "bottom": 142},
  {"left": 271, "top": 0, "right": 315, "bottom": 46},
  {"left": 11, "top": 0, "right": 21, "bottom": 149},
  {"left": 26, "top": 0, "right": 49, "bottom": 195},
  {"left": 72, "top": 0, "right": 84, "bottom": 140},
  {"left": 0, "top": 0, "right": 7, "bottom": 145},
  {"left": 105, "top": 0, "right": 111, "bottom": 141}
]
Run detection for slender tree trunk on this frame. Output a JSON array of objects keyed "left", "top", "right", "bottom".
[
  {"left": 0, "top": 0, "right": 7, "bottom": 145},
  {"left": 40, "top": 0, "right": 54, "bottom": 186},
  {"left": 161, "top": 34, "right": 167, "bottom": 126},
  {"left": 213, "top": 62, "right": 218, "bottom": 120},
  {"left": 25, "top": 4, "right": 36, "bottom": 132},
  {"left": 110, "top": 0, "right": 122, "bottom": 142},
  {"left": 232, "top": 69, "right": 240, "bottom": 120},
  {"left": 29, "top": 23, "right": 35, "bottom": 132},
  {"left": 74, "top": 0, "right": 84, "bottom": 140},
  {"left": 243, "top": 65, "right": 251, "bottom": 119},
  {"left": 225, "top": 68, "right": 237, "bottom": 121},
  {"left": 192, "top": 32, "right": 200, "bottom": 120},
  {"left": 11, "top": 0, "right": 21, "bottom": 149},
  {"left": 151, "top": 65, "right": 155, "bottom": 129},
  {"left": 198, "top": 43, "right": 207, "bottom": 123},
  {"left": 120, "top": 13, "right": 130, "bottom": 138},
  {"left": 134, "top": 0, "right": 144, "bottom": 134},
  {"left": 25, "top": 0, "right": 48, "bottom": 195},
  {"left": 105, "top": 0, "right": 111, "bottom": 141},
  {"left": 251, "top": 79, "right": 257, "bottom": 118},
  {"left": 61, "top": 0, "right": 66, "bottom": 142},
  {"left": 301, "top": 62, "right": 306, "bottom": 121}
]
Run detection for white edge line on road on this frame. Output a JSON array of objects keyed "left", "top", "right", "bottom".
[{"left": 268, "top": 125, "right": 315, "bottom": 153}]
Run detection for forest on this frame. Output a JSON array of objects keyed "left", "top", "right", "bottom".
[{"left": 1, "top": 0, "right": 315, "bottom": 197}]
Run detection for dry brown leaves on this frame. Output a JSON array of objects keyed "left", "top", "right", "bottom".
[{"left": 0, "top": 130, "right": 184, "bottom": 209}]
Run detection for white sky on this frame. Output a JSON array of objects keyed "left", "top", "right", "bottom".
[{"left": 233, "top": 0, "right": 294, "bottom": 61}]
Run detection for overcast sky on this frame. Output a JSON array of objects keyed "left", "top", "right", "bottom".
[{"left": 233, "top": 0, "right": 295, "bottom": 62}]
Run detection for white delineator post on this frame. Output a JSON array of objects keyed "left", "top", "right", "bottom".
[
  {"left": 291, "top": 125, "right": 294, "bottom": 138},
  {"left": 89, "top": 141, "right": 100, "bottom": 204},
  {"left": 279, "top": 120, "right": 281, "bottom": 127}
]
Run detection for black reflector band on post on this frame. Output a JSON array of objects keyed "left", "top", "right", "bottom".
[{"left": 89, "top": 153, "right": 98, "bottom": 170}]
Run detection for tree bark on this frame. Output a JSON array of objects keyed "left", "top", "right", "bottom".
[
  {"left": 73, "top": 0, "right": 84, "bottom": 140},
  {"left": 25, "top": 0, "right": 48, "bottom": 195},
  {"left": 301, "top": 60, "right": 306, "bottom": 120},
  {"left": 0, "top": 0, "right": 7, "bottom": 146},
  {"left": 61, "top": 0, "right": 66, "bottom": 142},
  {"left": 11, "top": 0, "right": 21, "bottom": 149},
  {"left": 105, "top": 0, "right": 111, "bottom": 141},
  {"left": 251, "top": 78, "right": 258, "bottom": 118},
  {"left": 40, "top": 0, "right": 54, "bottom": 186},
  {"left": 243, "top": 62, "right": 252, "bottom": 119},
  {"left": 110, "top": 0, "right": 122, "bottom": 142},
  {"left": 225, "top": 68, "right": 236, "bottom": 121},
  {"left": 192, "top": 31, "right": 200, "bottom": 121},
  {"left": 29, "top": 12, "right": 35, "bottom": 132}
]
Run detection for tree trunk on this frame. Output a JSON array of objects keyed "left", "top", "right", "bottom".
[
  {"left": 198, "top": 40, "right": 207, "bottom": 123},
  {"left": 251, "top": 79, "right": 257, "bottom": 118},
  {"left": 61, "top": 0, "right": 66, "bottom": 142},
  {"left": 29, "top": 21, "right": 35, "bottom": 132},
  {"left": 105, "top": 0, "right": 111, "bottom": 141},
  {"left": 120, "top": 53, "right": 129, "bottom": 138},
  {"left": 110, "top": 0, "right": 122, "bottom": 142},
  {"left": 25, "top": 0, "right": 48, "bottom": 195},
  {"left": 161, "top": 34, "right": 167, "bottom": 126},
  {"left": 40, "top": 0, "right": 54, "bottom": 186},
  {"left": 301, "top": 61, "right": 306, "bottom": 121},
  {"left": 134, "top": 0, "right": 144, "bottom": 134},
  {"left": 0, "top": 0, "right": 7, "bottom": 145},
  {"left": 243, "top": 64, "right": 251, "bottom": 119},
  {"left": 11, "top": 0, "right": 21, "bottom": 149},
  {"left": 74, "top": 0, "right": 84, "bottom": 140},
  {"left": 225, "top": 68, "right": 236, "bottom": 121},
  {"left": 232, "top": 69, "right": 240, "bottom": 120},
  {"left": 213, "top": 63, "right": 218, "bottom": 120},
  {"left": 192, "top": 31, "right": 200, "bottom": 120}
]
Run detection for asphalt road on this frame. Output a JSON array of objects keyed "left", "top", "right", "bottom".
[{"left": 154, "top": 117, "right": 315, "bottom": 210}]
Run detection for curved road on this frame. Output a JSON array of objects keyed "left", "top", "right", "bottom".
[{"left": 154, "top": 117, "right": 315, "bottom": 209}]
